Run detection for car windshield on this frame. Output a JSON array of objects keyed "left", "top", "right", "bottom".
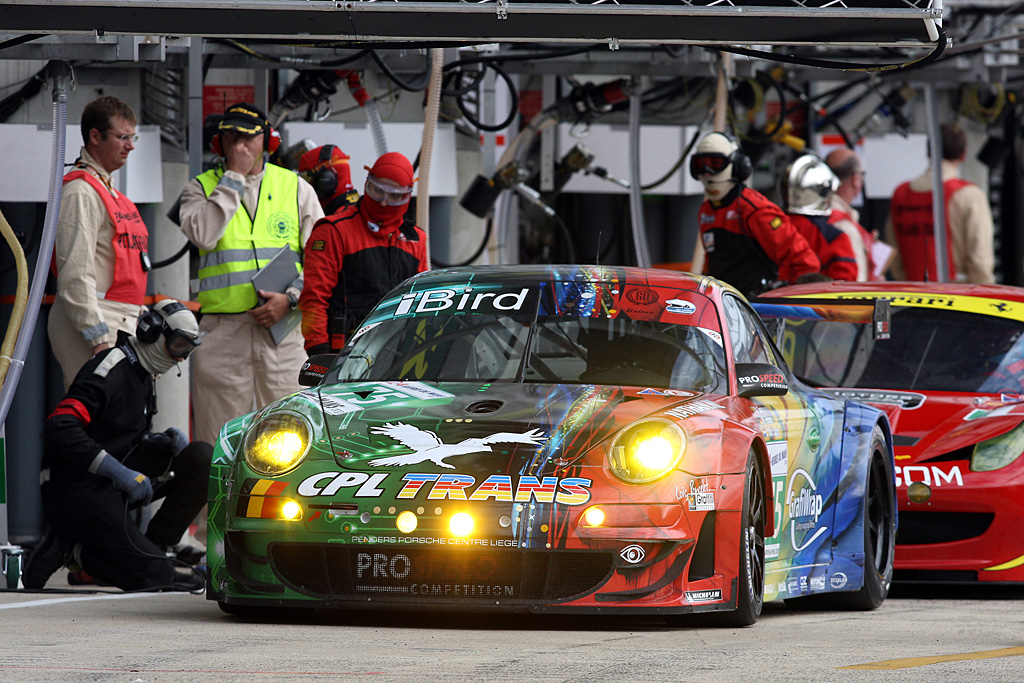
[
  {"left": 782, "top": 306, "right": 1024, "bottom": 393},
  {"left": 329, "top": 313, "right": 727, "bottom": 392}
]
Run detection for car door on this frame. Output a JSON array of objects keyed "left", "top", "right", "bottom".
[{"left": 723, "top": 294, "right": 843, "bottom": 574}]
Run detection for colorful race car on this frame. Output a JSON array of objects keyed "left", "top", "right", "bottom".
[
  {"left": 755, "top": 281, "right": 1024, "bottom": 584},
  {"left": 207, "top": 265, "right": 896, "bottom": 625}
]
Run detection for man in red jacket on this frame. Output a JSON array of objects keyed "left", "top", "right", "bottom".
[
  {"left": 782, "top": 155, "right": 858, "bottom": 282},
  {"left": 691, "top": 132, "right": 819, "bottom": 297},
  {"left": 299, "top": 152, "right": 429, "bottom": 355}
]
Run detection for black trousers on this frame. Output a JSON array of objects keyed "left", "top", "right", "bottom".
[{"left": 41, "top": 441, "right": 212, "bottom": 591}]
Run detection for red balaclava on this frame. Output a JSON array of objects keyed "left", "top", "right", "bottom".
[{"left": 360, "top": 151, "right": 414, "bottom": 232}]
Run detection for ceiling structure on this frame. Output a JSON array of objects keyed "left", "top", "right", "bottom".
[{"left": 2, "top": 0, "right": 941, "bottom": 48}]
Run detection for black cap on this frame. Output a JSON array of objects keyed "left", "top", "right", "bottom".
[{"left": 218, "top": 102, "right": 268, "bottom": 135}]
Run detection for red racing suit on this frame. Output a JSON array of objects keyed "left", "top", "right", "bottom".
[
  {"left": 699, "top": 186, "right": 820, "bottom": 297},
  {"left": 889, "top": 178, "right": 971, "bottom": 281},
  {"left": 788, "top": 213, "right": 858, "bottom": 281},
  {"left": 299, "top": 201, "right": 428, "bottom": 353}
]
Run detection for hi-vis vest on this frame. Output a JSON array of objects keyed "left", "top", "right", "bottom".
[
  {"left": 62, "top": 168, "right": 149, "bottom": 305},
  {"left": 195, "top": 164, "right": 302, "bottom": 313},
  {"left": 890, "top": 178, "right": 971, "bottom": 281}
]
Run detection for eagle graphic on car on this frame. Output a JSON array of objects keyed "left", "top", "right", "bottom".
[{"left": 368, "top": 422, "right": 547, "bottom": 468}]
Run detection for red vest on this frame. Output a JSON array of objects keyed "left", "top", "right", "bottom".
[
  {"left": 890, "top": 178, "right": 971, "bottom": 281},
  {"left": 830, "top": 207, "right": 881, "bottom": 281},
  {"left": 62, "top": 169, "right": 149, "bottom": 305}
]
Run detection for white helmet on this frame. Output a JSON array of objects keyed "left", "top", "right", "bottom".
[
  {"left": 782, "top": 155, "right": 838, "bottom": 216},
  {"left": 690, "top": 132, "right": 749, "bottom": 200}
]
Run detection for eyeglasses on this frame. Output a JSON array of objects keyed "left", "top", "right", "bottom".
[
  {"left": 364, "top": 174, "right": 413, "bottom": 206},
  {"left": 106, "top": 131, "right": 139, "bottom": 144},
  {"left": 689, "top": 153, "right": 732, "bottom": 177}
]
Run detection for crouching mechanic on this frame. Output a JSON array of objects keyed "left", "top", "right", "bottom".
[{"left": 26, "top": 299, "right": 210, "bottom": 591}]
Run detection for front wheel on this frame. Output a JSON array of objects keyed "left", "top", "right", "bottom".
[{"left": 713, "top": 450, "right": 766, "bottom": 627}]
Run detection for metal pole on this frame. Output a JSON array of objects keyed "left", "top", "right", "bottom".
[{"left": 923, "top": 82, "right": 948, "bottom": 282}]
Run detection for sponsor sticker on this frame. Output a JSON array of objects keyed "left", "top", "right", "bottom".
[
  {"left": 830, "top": 572, "right": 848, "bottom": 589},
  {"left": 619, "top": 544, "right": 646, "bottom": 564},
  {"left": 685, "top": 589, "right": 722, "bottom": 603},
  {"left": 665, "top": 299, "right": 696, "bottom": 315}
]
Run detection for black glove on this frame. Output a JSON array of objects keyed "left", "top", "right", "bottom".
[
  {"left": 141, "top": 427, "right": 189, "bottom": 458},
  {"left": 306, "top": 343, "right": 332, "bottom": 357}
]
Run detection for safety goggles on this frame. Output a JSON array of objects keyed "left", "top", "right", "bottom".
[
  {"left": 364, "top": 174, "right": 413, "bottom": 207},
  {"left": 689, "top": 153, "right": 732, "bottom": 177},
  {"left": 164, "top": 328, "right": 201, "bottom": 360}
]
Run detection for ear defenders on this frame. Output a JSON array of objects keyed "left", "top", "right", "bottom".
[
  {"left": 689, "top": 132, "right": 753, "bottom": 183},
  {"left": 136, "top": 301, "right": 187, "bottom": 343},
  {"left": 310, "top": 144, "right": 340, "bottom": 201}
]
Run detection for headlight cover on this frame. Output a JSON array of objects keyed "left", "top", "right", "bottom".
[
  {"left": 608, "top": 418, "right": 686, "bottom": 484},
  {"left": 243, "top": 412, "right": 312, "bottom": 476},
  {"left": 971, "top": 420, "right": 1024, "bottom": 472}
]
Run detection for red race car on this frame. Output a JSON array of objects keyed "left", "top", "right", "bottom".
[{"left": 756, "top": 281, "right": 1024, "bottom": 584}]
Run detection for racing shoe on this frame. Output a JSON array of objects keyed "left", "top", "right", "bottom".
[
  {"left": 67, "top": 569, "right": 111, "bottom": 586},
  {"left": 165, "top": 569, "right": 205, "bottom": 593},
  {"left": 164, "top": 544, "right": 205, "bottom": 566},
  {"left": 22, "top": 526, "right": 67, "bottom": 589}
]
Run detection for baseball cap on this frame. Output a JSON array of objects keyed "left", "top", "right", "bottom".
[{"left": 218, "top": 103, "right": 268, "bottom": 135}]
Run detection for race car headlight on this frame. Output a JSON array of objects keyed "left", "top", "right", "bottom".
[
  {"left": 608, "top": 418, "right": 686, "bottom": 484},
  {"left": 971, "top": 420, "right": 1024, "bottom": 472},
  {"left": 243, "top": 413, "right": 312, "bottom": 476}
]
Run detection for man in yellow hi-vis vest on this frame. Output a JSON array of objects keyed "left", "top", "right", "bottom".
[{"left": 178, "top": 103, "right": 324, "bottom": 447}]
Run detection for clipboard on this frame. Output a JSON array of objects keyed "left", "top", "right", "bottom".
[{"left": 250, "top": 245, "right": 302, "bottom": 346}]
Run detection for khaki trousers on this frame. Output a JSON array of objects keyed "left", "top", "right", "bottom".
[{"left": 47, "top": 298, "right": 141, "bottom": 390}]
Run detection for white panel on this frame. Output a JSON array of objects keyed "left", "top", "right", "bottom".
[
  {"left": 121, "top": 125, "right": 164, "bottom": 203},
  {"left": 861, "top": 133, "right": 928, "bottom": 200},
  {"left": 280, "top": 122, "right": 458, "bottom": 197},
  {"left": 0, "top": 124, "right": 162, "bottom": 203},
  {"left": 556, "top": 124, "right": 702, "bottom": 196}
]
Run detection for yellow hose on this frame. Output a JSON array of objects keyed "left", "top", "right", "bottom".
[{"left": 0, "top": 208, "right": 30, "bottom": 389}]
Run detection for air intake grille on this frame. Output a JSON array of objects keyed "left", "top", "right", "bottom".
[
  {"left": 269, "top": 543, "right": 614, "bottom": 603},
  {"left": 896, "top": 511, "right": 994, "bottom": 546}
]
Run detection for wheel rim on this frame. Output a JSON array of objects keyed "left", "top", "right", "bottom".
[{"left": 745, "top": 466, "right": 766, "bottom": 601}]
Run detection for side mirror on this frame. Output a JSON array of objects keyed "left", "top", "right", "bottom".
[
  {"left": 299, "top": 353, "right": 337, "bottom": 386},
  {"left": 736, "top": 363, "right": 789, "bottom": 398}
]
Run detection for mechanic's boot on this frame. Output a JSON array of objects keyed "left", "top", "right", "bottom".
[
  {"left": 67, "top": 569, "right": 111, "bottom": 586},
  {"left": 22, "top": 527, "right": 67, "bottom": 589},
  {"left": 164, "top": 569, "right": 205, "bottom": 593},
  {"left": 163, "top": 544, "right": 206, "bottom": 567}
]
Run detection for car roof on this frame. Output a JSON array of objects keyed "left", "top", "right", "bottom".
[
  {"left": 765, "top": 280, "right": 1024, "bottom": 306},
  {"left": 412, "top": 264, "right": 736, "bottom": 296}
]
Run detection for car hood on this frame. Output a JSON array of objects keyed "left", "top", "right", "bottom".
[
  {"left": 824, "top": 388, "right": 1024, "bottom": 462},
  {"left": 305, "top": 380, "right": 710, "bottom": 473}
]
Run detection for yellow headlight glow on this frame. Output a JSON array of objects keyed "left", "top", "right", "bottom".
[
  {"left": 608, "top": 419, "right": 686, "bottom": 484},
  {"left": 243, "top": 413, "right": 311, "bottom": 476},
  {"left": 396, "top": 510, "right": 418, "bottom": 533},
  {"left": 449, "top": 512, "right": 474, "bottom": 537},
  {"left": 583, "top": 506, "right": 605, "bottom": 527},
  {"left": 280, "top": 499, "right": 302, "bottom": 520}
]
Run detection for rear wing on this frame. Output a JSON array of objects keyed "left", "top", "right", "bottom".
[{"left": 751, "top": 297, "right": 891, "bottom": 341}]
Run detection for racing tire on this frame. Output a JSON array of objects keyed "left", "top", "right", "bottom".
[
  {"left": 710, "top": 450, "right": 766, "bottom": 627},
  {"left": 218, "top": 601, "right": 263, "bottom": 618},
  {"left": 785, "top": 425, "right": 895, "bottom": 611}
]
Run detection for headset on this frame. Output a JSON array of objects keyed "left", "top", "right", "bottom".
[
  {"left": 210, "top": 107, "right": 281, "bottom": 157},
  {"left": 689, "top": 132, "right": 752, "bottom": 183},
  {"left": 136, "top": 301, "right": 188, "bottom": 344},
  {"left": 309, "top": 144, "right": 340, "bottom": 201}
]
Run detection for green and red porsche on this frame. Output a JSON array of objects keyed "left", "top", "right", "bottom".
[{"left": 206, "top": 265, "right": 896, "bottom": 625}]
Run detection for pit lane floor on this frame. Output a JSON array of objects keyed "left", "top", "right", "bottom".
[{"left": 0, "top": 577, "right": 1021, "bottom": 682}]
